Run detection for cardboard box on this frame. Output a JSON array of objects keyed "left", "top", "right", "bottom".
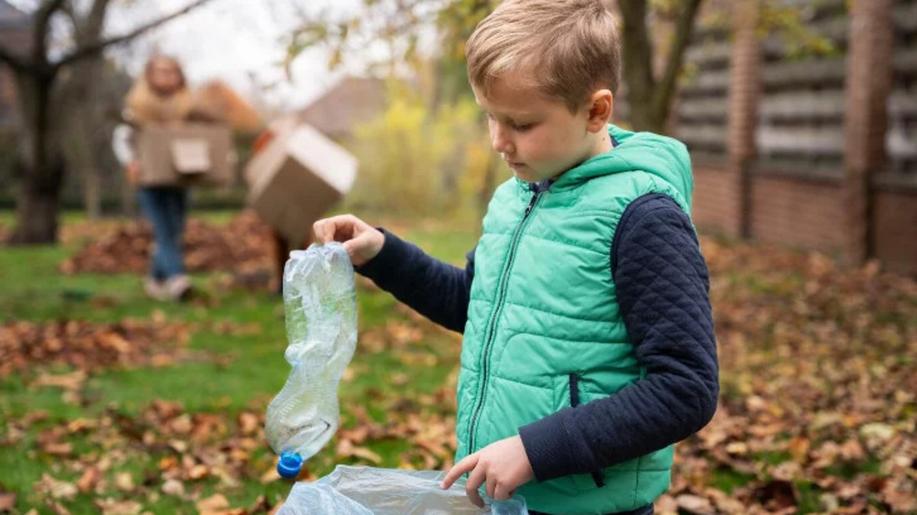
[
  {"left": 245, "top": 122, "right": 357, "bottom": 244},
  {"left": 136, "top": 123, "right": 235, "bottom": 187}
]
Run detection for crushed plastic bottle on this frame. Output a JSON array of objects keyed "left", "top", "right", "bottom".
[{"left": 265, "top": 243, "right": 358, "bottom": 479}]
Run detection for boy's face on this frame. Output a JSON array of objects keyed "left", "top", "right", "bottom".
[{"left": 473, "top": 71, "right": 603, "bottom": 183}]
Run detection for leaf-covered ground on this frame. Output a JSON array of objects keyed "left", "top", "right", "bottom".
[{"left": 0, "top": 211, "right": 913, "bottom": 514}]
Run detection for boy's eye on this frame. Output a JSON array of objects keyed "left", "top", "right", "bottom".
[{"left": 511, "top": 121, "right": 534, "bottom": 132}]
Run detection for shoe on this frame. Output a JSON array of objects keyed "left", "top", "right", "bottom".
[
  {"left": 144, "top": 277, "right": 170, "bottom": 301},
  {"left": 163, "top": 274, "right": 192, "bottom": 301}
]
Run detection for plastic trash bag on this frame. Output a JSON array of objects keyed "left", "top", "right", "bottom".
[
  {"left": 278, "top": 465, "right": 529, "bottom": 515},
  {"left": 265, "top": 244, "right": 358, "bottom": 477}
]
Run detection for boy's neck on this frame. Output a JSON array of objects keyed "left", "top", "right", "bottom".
[{"left": 590, "top": 127, "right": 614, "bottom": 157}]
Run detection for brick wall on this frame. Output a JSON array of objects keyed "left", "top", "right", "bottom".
[
  {"left": 749, "top": 175, "right": 845, "bottom": 252},
  {"left": 692, "top": 163, "right": 741, "bottom": 235},
  {"left": 873, "top": 189, "right": 917, "bottom": 275},
  {"left": 677, "top": 0, "right": 916, "bottom": 275}
]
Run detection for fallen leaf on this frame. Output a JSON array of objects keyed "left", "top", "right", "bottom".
[
  {"left": 675, "top": 493, "right": 714, "bottom": 514},
  {"left": 0, "top": 492, "right": 15, "bottom": 511},
  {"left": 35, "top": 474, "right": 78, "bottom": 500},
  {"left": 161, "top": 479, "right": 184, "bottom": 498},
  {"left": 95, "top": 498, "right": 142, "bottom": 515},
  {"left": 238, "top": 412, "right": 259, "bottom": 435},
  {"left": 336, "top": 439, "right": 382, "bottom": 464},
  {"left": 76, "top": 467, "right": 101, "bottom": 493},
  {"left": 196, "top": 493, "right": 230, "bottom": 514},
  {"left": 32, "top": 371, "right": 86, "bottom": 391},
  {"left": 114, "top": 472, "right": 134, "bottom": 492}
]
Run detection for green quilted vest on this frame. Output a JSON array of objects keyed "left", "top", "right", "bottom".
[{"left": 455, "top": 125, "right": 694, "bottom": 514}]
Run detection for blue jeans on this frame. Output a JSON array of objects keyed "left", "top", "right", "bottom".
[{"left": 137, "top": 187, "right": 188, "bottom": 281}]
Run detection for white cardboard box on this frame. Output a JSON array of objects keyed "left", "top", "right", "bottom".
[
  {"left": 136, "top": 123, "right": 234, "bottom": 187},
  {"left": 245, "top": 122, "right": 357, "bottom": 244}
]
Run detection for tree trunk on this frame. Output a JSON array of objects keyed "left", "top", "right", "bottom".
[
  {"left": 619, "top": 0, "right": 704, "bottom": 133},
  {"left": 10, "top": 159, "right": 64, "bottom": 243},
  {"left": 8, "top": 71, "right": 65, "bottom": 245},
  {"left": 619, "top": 0, "right": 656, "bottom": 131},
  {"left": 64, "top": 57, "right": 105, "bottom": 219}
]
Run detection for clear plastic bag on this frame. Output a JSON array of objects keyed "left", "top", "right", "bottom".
[
  {"left": 265, "top": 243, "right": 358, "bottom": 477},
  {"left": 278, "top": 465, "right": 529, "bottom": 515}
]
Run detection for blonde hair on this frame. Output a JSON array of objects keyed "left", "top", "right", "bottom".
[
  {"left": 465, "top": 0, "right": 621, "bottom": 112},
  {"left": 124, "top": 54, "right": 192, "bottom": 124}
]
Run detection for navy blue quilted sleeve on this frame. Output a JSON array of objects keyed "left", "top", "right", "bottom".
[
  {"left": 518, "top": 193, "right": 719, "bottom": 482},
  {"left": 356, "top": 229, "right": 474, "bottom": 333}
]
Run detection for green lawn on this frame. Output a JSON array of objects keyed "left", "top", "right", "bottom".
[
  {"left": 1, "top": 210, "right": 913, "bottom": 514},
  {"left": 0, "top": 210, "right": 479, "bottom": 513}
]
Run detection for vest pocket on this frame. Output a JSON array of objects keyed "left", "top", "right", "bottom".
[{"left": 567, "top": 373, "right": 606, "bottom": 488}]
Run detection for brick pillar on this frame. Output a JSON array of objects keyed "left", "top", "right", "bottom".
[
  {"left": 726, "top": 0, "right": 760, "bottom": 238},
  {"left": 842, "top": 0, "right": 893, "bottom": 264}
]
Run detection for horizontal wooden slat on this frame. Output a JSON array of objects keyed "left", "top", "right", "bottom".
[
  {"left": 679, "top": 70, "right": 730, "bottom": 94},
  {"left": 894, "top": 1, "right": 917, "bottom": 34},
  {"left": 762, "top": 58, "right": 846, "bottom": 88},
  {"left": 685, "top": 42, "right": 731, "bottom": 67},
  {"left": 888, "top": 88, "right": 917, "bottom": 118},
  {"left": 893, "top": 47, "right": 917, "bottom": 75},
  {"left": 759, "top": 90, "right": 845, "bottom": 121},
  {"left": 677, "top": 97, "right": 729, "bottom": 121},
  {"left": 756, "top": 126, "right": 844, "bottom": 155},
  {"left": 887, "top": 124, "right": 917, "bottom": 159},
  {"left": 675, "top": 125, "right": 727, "bottom": 146}
]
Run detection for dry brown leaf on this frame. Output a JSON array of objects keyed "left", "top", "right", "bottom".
[
  {"left": 114, "top": 472, "right": 134, "bottom": 493},
  {"left": 675, "top": 493, "right": 714, "bottom": 514},
  {"left": 35, "top": 474, "right": 78, "bottom": 500},
  {"left": 238, "top": 412, "right": 260, "bottom": 435},
  {"left": 0, "top": 492, "right": 16, "bottom": 511},
  {"left": 95, "top": 498, "right": 142, "bottom": 515},
  {"left": 196, "top": 493, "right": 230, "bottom": 514},
  {"left": 336, "top": 439, "right": 382, "bottom": 464},
  {"left": 32, "top": 371, "right": 86, "bottom": 391},
  {"left": 76, "top": 467, "right": 101, "bottom": 493},
  {"left": 161, "top": 479, "right": 185, "bottom": 498}
]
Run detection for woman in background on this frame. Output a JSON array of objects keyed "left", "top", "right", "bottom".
[{"left": 118, "top": 54, "right": 194, "bottom": 301}]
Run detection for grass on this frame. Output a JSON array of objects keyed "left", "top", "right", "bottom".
[
  {"left": 1, "top": 208, "right": 908, "bottom": 514},
  {"left": 0, "top": 209, "right": 477, "bottom": 513}
]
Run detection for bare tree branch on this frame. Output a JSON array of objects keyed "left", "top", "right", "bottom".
[
  {"left": 86, "top": 0, "right": 114, "bottom": 39},
  {"left": 652, "top": 0, "right": 704, "bottom": 120},
  {"left": 54, "top": 0, "right": 214, "bottom": 69},
  {"left": 32, "top": 0, "right": 67, "bottom": 65},
  {"left": 0, "top": 44, "right": 29, "bottom": 73}
]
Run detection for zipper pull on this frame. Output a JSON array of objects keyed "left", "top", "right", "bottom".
[{"left": 524, "top": 191, "right": 540, "bottom": 216}]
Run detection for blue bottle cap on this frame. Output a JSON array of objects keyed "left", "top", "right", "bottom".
[{"left": 277, "top": 451, "right": 303, "bottom": 479}]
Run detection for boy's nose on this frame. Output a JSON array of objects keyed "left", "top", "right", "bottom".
[{"left": 491, "top": 125, "right": 514, "bottom": 155}]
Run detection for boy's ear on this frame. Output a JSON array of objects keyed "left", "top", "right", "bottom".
[{"left": 586, "top": 89, "right": 613, "bottom": 133}]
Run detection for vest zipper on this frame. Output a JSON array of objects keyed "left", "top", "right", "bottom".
[{"left": 467, "top": 186, "right": 543, "bottom": 453}]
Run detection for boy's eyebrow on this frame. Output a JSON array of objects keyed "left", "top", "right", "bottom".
[{"left": 480, "top": 106, "right": 537, "bottom": 120}]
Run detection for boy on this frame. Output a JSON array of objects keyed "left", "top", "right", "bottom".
[{"left": 313, "top": 1, "right": 718, "bottom": 513}]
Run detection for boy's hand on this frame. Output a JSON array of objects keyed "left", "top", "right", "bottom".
[
  {"left": 440, "top": 435, "right": 534, "bottom": 508},
  {"left": 312, "top": 214, "right": 385, "bottom": 266}
]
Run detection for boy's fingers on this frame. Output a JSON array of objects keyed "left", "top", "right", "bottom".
[
  {"left": 485, "top": 475, "right": 496, "bottom": 499},
  {"left": 440, "top": 454, "right": 477, "bottom": 489},
  {"left": 312, "top": 220, "right": 329, "bottom": 243},
  {"left": 341, "top": 240, "right": 358, "bottom": 262},
  {"left": 465, "top": 465, "right": 486, "bottom": 508}
]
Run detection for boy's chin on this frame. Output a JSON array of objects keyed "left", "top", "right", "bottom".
[
  {"left": 512, "top": 168, "right": 557, "bottom": 184},
  {"left": 510, "top": 166, "right": 540, "bottom": 183}
]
